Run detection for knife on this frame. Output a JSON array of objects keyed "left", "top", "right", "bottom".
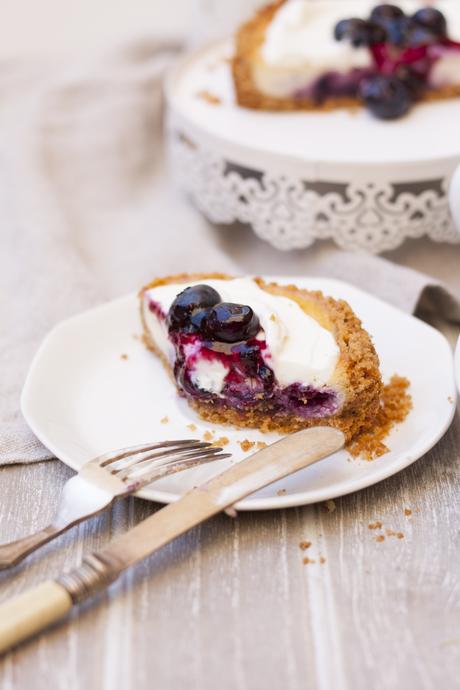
[{"left": 0, "top": 426, "right": 344, "bottom": 654}]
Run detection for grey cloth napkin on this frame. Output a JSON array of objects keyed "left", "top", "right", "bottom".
[{"left": 1, "top": 41, "right": 459, "bottom": 466}]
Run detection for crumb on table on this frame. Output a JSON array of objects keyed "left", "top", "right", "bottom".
[
  {"left": 160, "top": 416, "right": 169, "bottom": 424},
  {"left": 319, "top": 556, "right": 326, "bottom": 565},
  {"left": 120, "top": 353, "right": 128, "bottom": 360},
  {"left": 302, "top": 557, "right": 316, "bottom": 565},
  {"left": 368, "top": 520, "right": 383, "bottom": 530},
  {"left": 404, "top": 508, "right": 412, "bottom": 517},
  {"left": 299, "top": 540, "right": 312, "bottom": 551},
  {"left": 386, "top": 529, "right": 404, "bottom": 539},
  {"left": 325, "top": 499, "right": 336, "bottom": 513},
  {"left": 375, "top": 535, "right": 385, "bottom": 542}
]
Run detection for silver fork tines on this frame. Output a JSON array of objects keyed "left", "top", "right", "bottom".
[{"left": 0, "top": 438, "right": 231, "bottom": 570}]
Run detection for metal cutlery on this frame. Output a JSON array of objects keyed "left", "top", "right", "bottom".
[
  {"left": 0, "top": 426, "right": 345, "bottom": 654},
  {"left": 0, "top": 439, "right": 230, "bottom": 570}
]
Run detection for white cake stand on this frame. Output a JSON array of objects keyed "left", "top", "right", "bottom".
[{"left": 165, "top": 40, "right": 460, "bottom": 253}]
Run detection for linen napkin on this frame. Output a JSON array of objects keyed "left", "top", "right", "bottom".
[{"left": 1, "top": 41, "right": 459, "bottom": 466}]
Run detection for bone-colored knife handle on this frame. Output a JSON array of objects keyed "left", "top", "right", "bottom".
[{"left": 0, "top": 581, "right": 72, "bottom": 654}]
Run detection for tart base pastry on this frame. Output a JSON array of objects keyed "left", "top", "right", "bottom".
[{"left": 140, "top": 273, "right": 382, "bottom": 441}]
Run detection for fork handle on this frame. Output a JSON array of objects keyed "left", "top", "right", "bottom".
[
  {"left": 0, "top": 525, "right": 68, "bottom": 570},
  {"left": 0, "top": 581, "right": 72, "bottom": 653}
]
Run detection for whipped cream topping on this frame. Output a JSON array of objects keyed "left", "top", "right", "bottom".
[
  {"left": 256, "top": 0, "right": 460, "bottom": 97},
  {"left": 143, "top": 278, "right": 340, "bottom": 395}
]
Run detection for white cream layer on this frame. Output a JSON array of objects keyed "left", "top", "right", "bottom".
[
  {"left": 255, "top": 0, "right": 460, "bottom": 98},
  {"left": 143, "top": 278, "right": 340, "bottom": 395}
]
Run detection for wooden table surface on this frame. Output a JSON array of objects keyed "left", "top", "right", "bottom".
[{"left": 1, "top": 247, "right": 460, "bottom": 690}]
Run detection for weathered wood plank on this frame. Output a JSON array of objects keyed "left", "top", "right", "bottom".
[{"left": 1, "top": 406, "right": 459, "bottom": 690}]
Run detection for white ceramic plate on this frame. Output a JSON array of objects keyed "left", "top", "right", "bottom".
[
  {"left": 22, "top": 277, "right": 456, "bottom": 511},
  {"left": 455, "top": 336, "right": 460, "bottom": 395}
]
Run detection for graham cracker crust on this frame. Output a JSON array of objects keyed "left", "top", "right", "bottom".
[
  {"left": 232, "top": 0, "right": 460, "bottom": 112},
  {"left": 139, "top": 273, "right": 382, "bottom": 442}
]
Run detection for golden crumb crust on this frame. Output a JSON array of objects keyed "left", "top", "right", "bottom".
[
  {"left": 232, "top": 0, "right": 460, "bottom": 112},
  {"left": 139, "top": 273, "right": 382, "bottom": 441}
]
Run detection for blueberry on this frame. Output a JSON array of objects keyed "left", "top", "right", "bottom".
[
  {"left": 167, "top": 284, "right": 221, "bottom": 331},
  {"left": 394, "top": 65, "right": 426, "bottom": 97},
  {"left": 359, "top": 74, "right": 412, "bottom": 120},
  {"left": 334, "top": 18, "right": 385, "bottom": 47},
  {"left": 370, "top": 4, "right": 405, "bottom": 24},
  {"left": 385, "top": 15, "right": 414, "bottom": 46},
  {"left": 412, "top": 8, "right": 447, "bottom": 37},
  {"left": 203, "top": 303, "right": 260, "bottom": 343},
  {"left": 406, "top": 25, "right": 438, "bottom": 47}
]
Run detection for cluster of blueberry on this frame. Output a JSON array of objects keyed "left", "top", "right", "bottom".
[
  {"left": 335, "top": 5, "right": 447, "bottom": 49},
  {"left": 334, "top": 4, "right": 454, "bottom": 119},
  {"left": 167, "top": 284, "right": 260, "bottom": 343}
]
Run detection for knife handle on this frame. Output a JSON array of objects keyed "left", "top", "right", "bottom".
[
  {"left": 0, "top": 553, "right": 121, "bottom": 655},
  {"left": 0, "top": 581, "right": 72, "bottom": 654}
]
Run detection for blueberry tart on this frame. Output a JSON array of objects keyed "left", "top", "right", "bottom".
[
  {"left": 233, "top": 0, "right": 460, "bottom": 119},
  {"left": 139, "top": 274, "right": 382, "bottom": 440}
]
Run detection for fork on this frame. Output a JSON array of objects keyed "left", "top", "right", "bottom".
[{"left": 0, "top": 439, "right": 230, "bottom": 570}]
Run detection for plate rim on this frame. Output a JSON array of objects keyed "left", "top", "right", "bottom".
[{"left": 21, "top": 277, "right": 457, "bottom": 511}]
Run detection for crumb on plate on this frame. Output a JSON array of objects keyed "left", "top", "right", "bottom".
[
  {"left": 160, "top": 416, "right": 169, "bottom": 424},
  {"left": 239, "top": 439, "right": 255, "bottom": 452},
  {"left": 196, "top": 90, "right": 222, "bottom": 105},
  {"left": 347, "top": 376, "right": 412, "bottom": 460}
]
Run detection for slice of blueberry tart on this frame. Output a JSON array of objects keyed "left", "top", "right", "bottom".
[
  {"left": 233, "top": 0, "right": 460, "bottom": 119},
  {"left": 139, "top": 274, "right": 382, "bottom": 441}
]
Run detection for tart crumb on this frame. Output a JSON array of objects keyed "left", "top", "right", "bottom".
[
  {"left": 302, "top": 557, "right": 316, "bottom": 565},
  {"left": 375, "top": 535, "right": 385, "bottom": 542},
  {"left": 239, "top": 439, "right": 255, "bottom": 452},
  {"left": 448, "top": 396, "right": 454, "bottom": 404},
  {"left": 347, "top": 375, "right": 412, "bottom": 460},
  {"left": 404, "top": 508, "right": 412, "bottom": 517},
  {"left": 276, "top": 488, "right": 287, "bottom": 496},
  {"left": 160, "top": 416, "right": 169, "bottom": 424},
  {"left": 368, "top": 520, "right": 383, "bottom": 530},
  {"left": 187, "top": 423, "right": 197, "bottom": 431},
  {"left": 256, "top": 441, "right": 268, "bottom": 449},
  {"left": 120, "top": 353, "right": 128, "bottom": 360},
  {"left": 214, "top": 436, "right": 229, "bottom": 447},
  {"left": 269, "top": 313, "right": 277, "bottom": 322},
  {"left": 196, "top": 90, "right": 222, "bottom": 105},
  {"left": 386, "top": 529, "right": 404, "bottom": 539},
  {"left": 203, "top": 430, "right": 214, "bottom": 442},
  {"left": 319, "top": 556, "right": 326, "bottom": 565},
  {"left": 325, "top": 499, "right": 336, "bottom": 513},
  {"left": 299, "top": 540, "right": 312, "bottom": 551}
]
